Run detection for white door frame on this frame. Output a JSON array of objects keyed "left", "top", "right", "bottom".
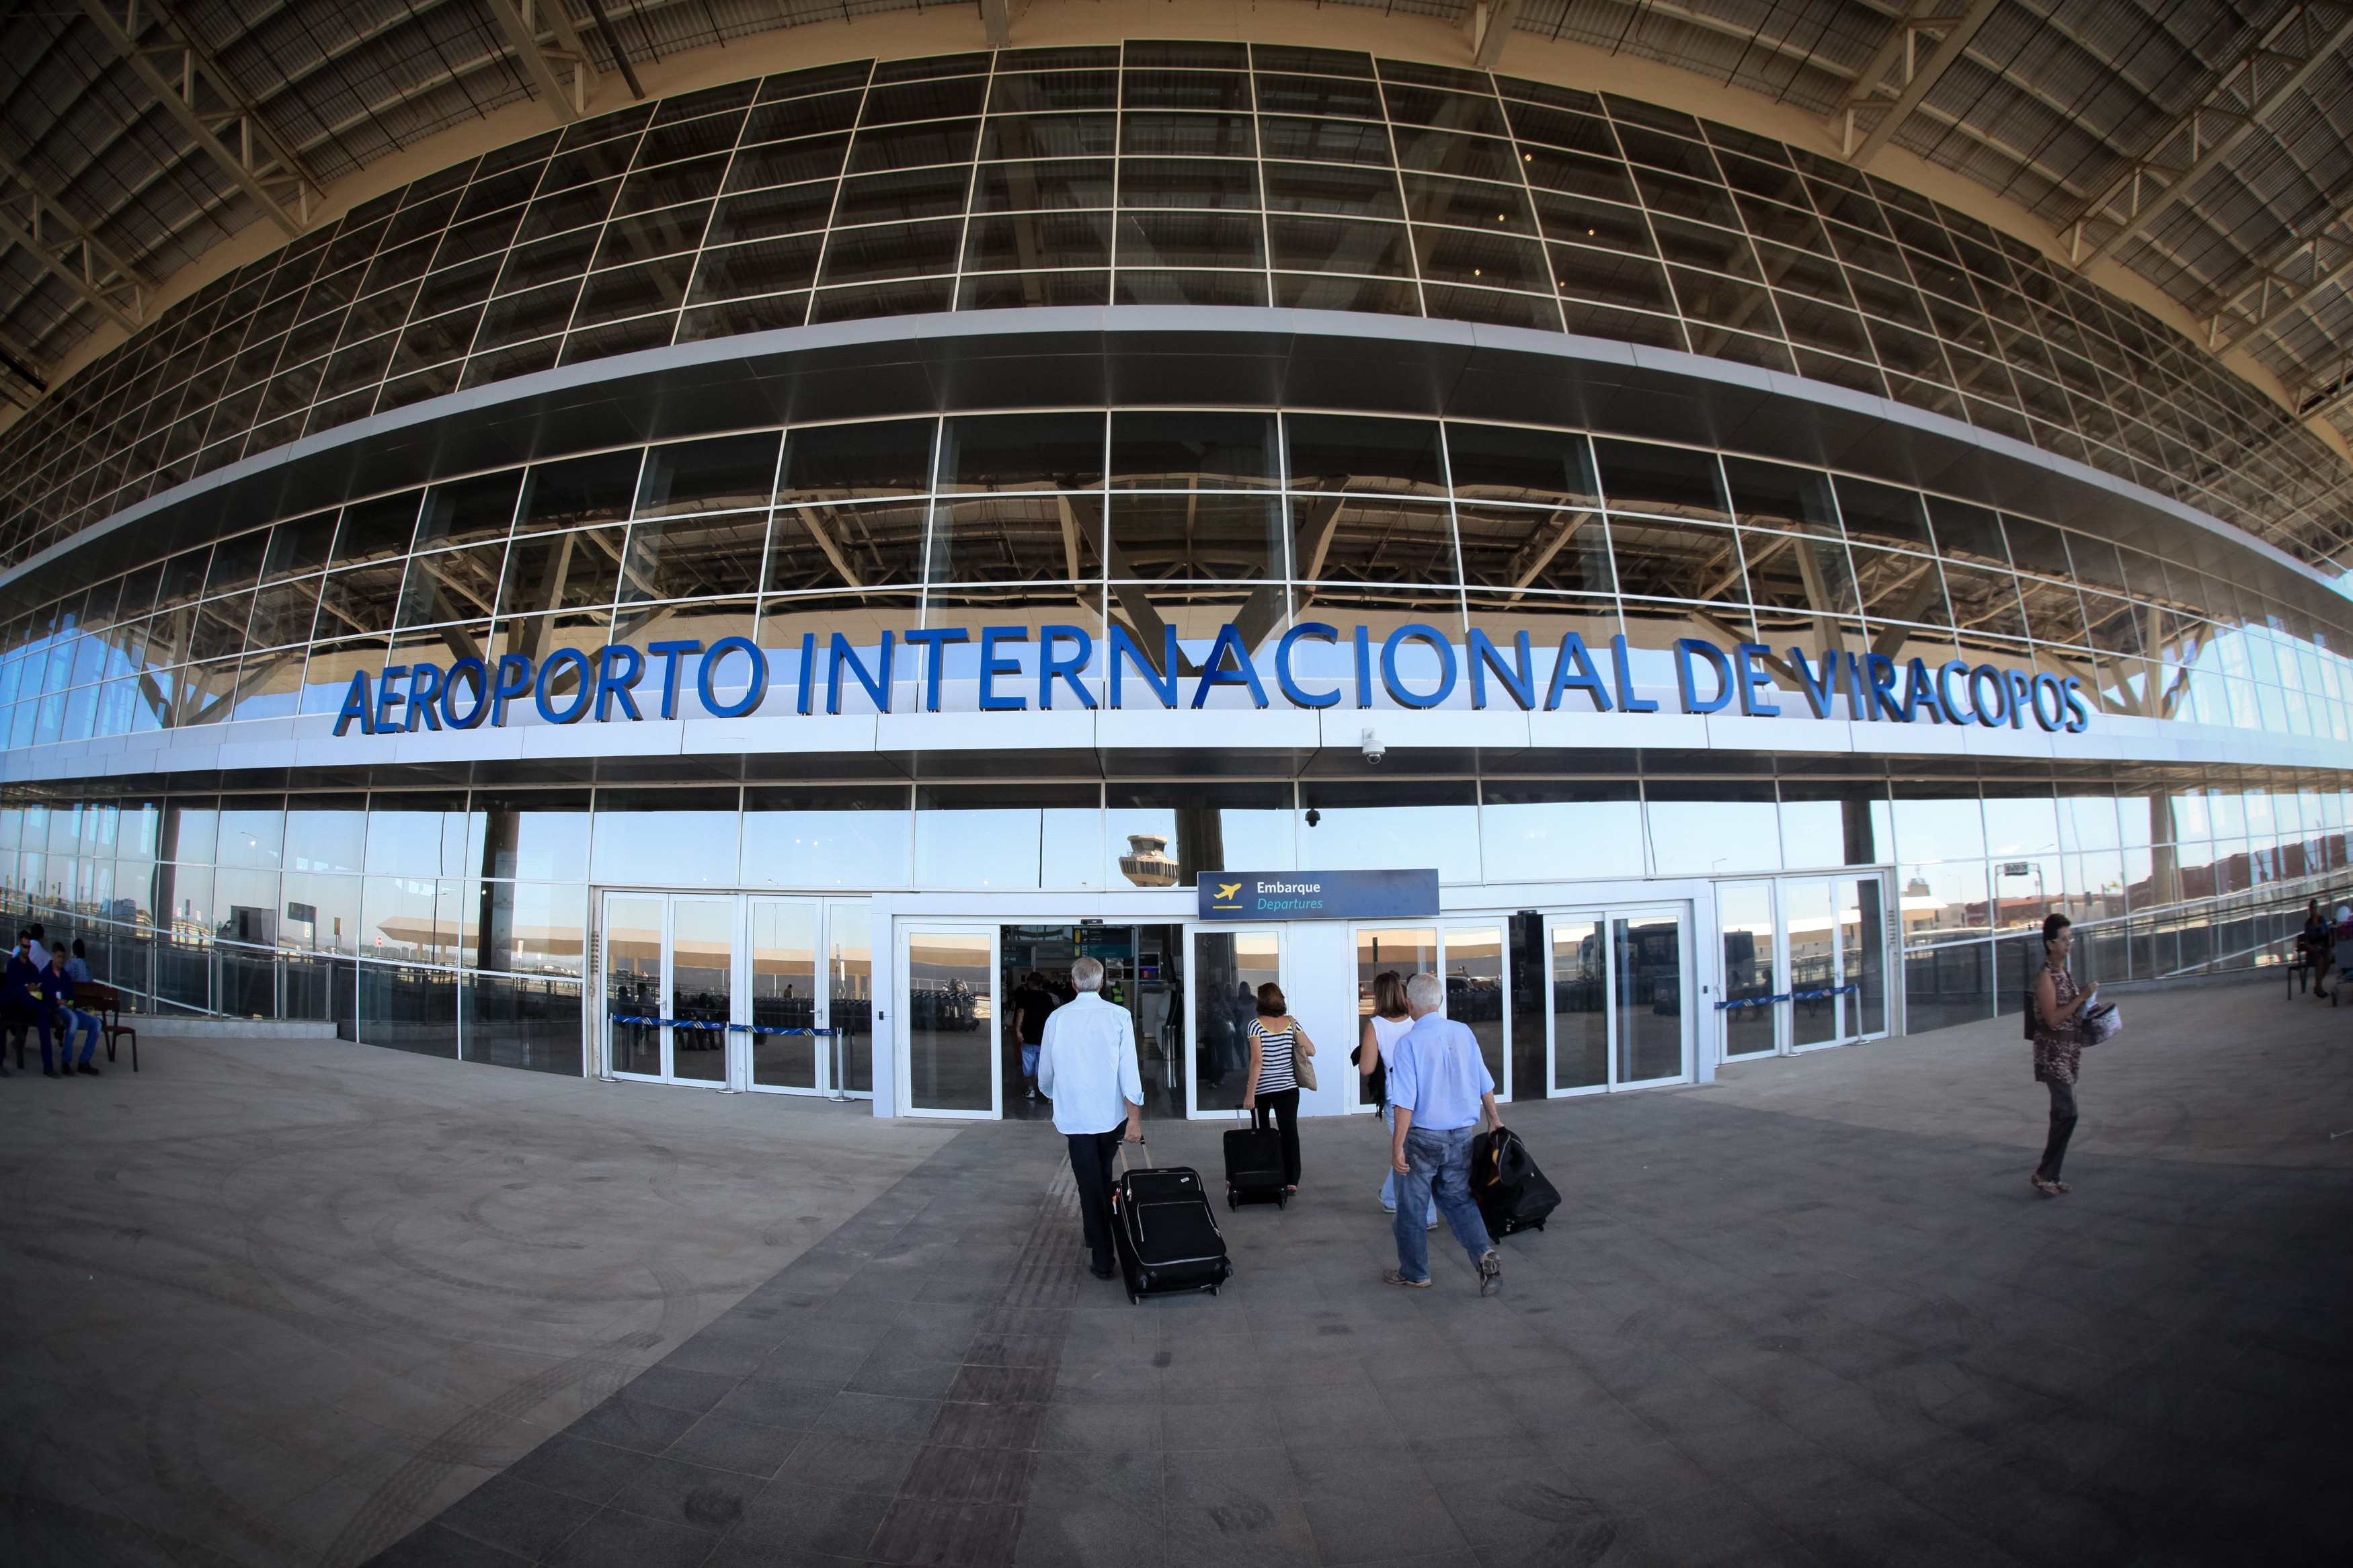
[
  {"left": 1712, "top": 872, "right": 1896, "bottom": 1063},
  {"left": 1344, "top": 917, "right": 1517, "bottom": 1107},
  {"left": 895, "top": 919, "right": 1002, "bottom": 1120},
  {"left": 1181, "top": 921, "right": 1287, "bottom": 1120},
  {"left": 744, "top": 894, "right": 825, "bottom": 1097},
  {"left": 1543, "top": 901, "right": 1695, "bottom": 1096},
  {"left": 596, "top": 889, "right": 732, "bottom": 1090}
]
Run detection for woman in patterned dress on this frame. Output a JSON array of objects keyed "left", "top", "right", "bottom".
[{"left": 2031, "top": 913, "right": 2096, "bottom": 1197}]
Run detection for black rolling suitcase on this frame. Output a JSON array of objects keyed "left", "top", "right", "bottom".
[
  {"left": 1223, "top": 1105, "right": 1287, "bottom": 1208},
  {"left": 1471, "top": 1126, "right": 1561, "bottom": 1239},
  {"left": 1110, "top": 1143, "right": 1232, "bottom": 1304}
]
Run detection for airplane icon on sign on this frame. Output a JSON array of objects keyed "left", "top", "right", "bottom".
[{"left": 1213, "top": 882, "right": 1243, "bottom": 903}]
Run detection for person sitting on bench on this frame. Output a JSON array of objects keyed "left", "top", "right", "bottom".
[
  {"left": 44, "top": 946, "right": 103, "bottom": 1076},
  {"left": 5, "top": 930, "right": 49, "bottom": 1077}
]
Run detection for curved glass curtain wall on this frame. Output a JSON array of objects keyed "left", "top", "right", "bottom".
[
  {"left": 3, "top": 774, "right": 2349, "bottom": 1057},
  {"left": 2, "top": 411, "right": 2349, "bottom": 751},
  {"left": 2, "top": 42, "right": 2348, "bottom": 573}
]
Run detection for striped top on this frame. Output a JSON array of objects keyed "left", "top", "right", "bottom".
[{"left": 1248, "top": 1019, "right": 1298, "bottom": 1095}]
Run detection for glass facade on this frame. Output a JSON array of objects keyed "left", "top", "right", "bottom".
[
  {"left": 3, "top": 773, "right": 2349, "bottom": 1057},
  {"left": 1, "top": 43, "right": 2346, "bottom": 577},
  {"left": 3, "top": 40, "right": 2348, "bottom": 1084},
  {"left": 4, "top": 411, "right": 2351, "bottom": 747}
]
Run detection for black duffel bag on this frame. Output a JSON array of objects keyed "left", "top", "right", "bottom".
[{"left": 1470, "top": 1125, "right": 1561, "bottom": 1239}]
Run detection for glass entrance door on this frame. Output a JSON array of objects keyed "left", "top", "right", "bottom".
[
  {"left": 1186, "top": 925, "right": 1283, "bottom": 1118},
  {"left": 602, "top": 892, "right": 729, "bottom": 1087},
  {"left": 749, "top": 897, "right": 820, "bottom": 1089},
  {"left": 1545, "top": 905, "right": 1691, "bottom": 1094},
  {"left": 902, "top": 925, "right": 998, "bottom": 1118},
  {"left": 1714, "top": 874, "right": 1892, "bottom": 1061},
  {"left": 1351, "top": 921, "right": 1515, "bottom": 1106},
  {"left": 598, "top": 892, "right": 873, "bottom": 1095}
]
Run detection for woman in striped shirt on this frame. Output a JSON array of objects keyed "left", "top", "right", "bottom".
[{"left": 1243, "top": 981, "right": 1316, "bottom": 1193}]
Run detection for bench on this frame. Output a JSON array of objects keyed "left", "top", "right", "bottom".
[{"left": 76, "top": 983, "right": 138, "bottom": 1071}]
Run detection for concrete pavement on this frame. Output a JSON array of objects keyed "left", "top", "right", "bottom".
[{"left": 3, "top": 977, "right": 2348, "bottom": 1566}]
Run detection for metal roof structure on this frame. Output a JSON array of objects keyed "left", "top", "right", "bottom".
[{"left": 3, "top": 1, "right": 2352, "bottom": 556}]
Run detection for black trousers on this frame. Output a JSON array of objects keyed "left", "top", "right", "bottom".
[
  {"left": 1257, "top": 1087, "right": 1302, "bottom": 1186},
  {"left": 1068, "top": 1129, "right": 1123, "bottom": 1270},
  {"left": 2037, "top": 1079, "right": 2079, "bottom": 1181}
]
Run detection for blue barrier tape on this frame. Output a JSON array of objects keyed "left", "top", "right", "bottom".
[
  {"left": 610, "top": 1014, "right": 839, "bottom": 1036},
  {"left": 1714, "top": 984, "right": 1858, "bottom": 1011}
]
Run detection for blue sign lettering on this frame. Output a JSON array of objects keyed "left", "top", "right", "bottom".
[{"left": 330, "top": 628, "right": 2090, "bottom": 735}]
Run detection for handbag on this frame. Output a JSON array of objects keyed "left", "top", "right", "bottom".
[
  {"left": 2079, "top": 1002, "right": 2121, "bottom": 1045},
  {"left": 1291, "top": 1024, "right": 1317, "bottom": 1091}
]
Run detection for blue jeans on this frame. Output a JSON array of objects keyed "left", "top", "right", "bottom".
[
  {"left": 1379, "top": 1104, "right": 1437, "bottom": 1222},
  {"left": 1392, "top": 1125, "right": 1493, "bottom": 1284},
  {"left": 60, "top": 1008, "right": 99, "bottom": 1065}
]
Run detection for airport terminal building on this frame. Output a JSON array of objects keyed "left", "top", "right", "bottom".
[{"left": 7, "top": 9, "right": 2353, "bottom": 1120}]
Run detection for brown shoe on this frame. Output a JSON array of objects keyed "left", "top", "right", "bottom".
[
  {"left": 2030, "top": 1174, "right": 2063, "bottom": 1197},
  {"left": 1382, "top": 1268, "right": 1431, "bottom": 1288}
]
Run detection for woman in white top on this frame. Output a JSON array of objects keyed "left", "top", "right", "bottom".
[
  {"left": 1358, "top": 971, "right": 1436, "bottom": 1225},
  {"left": 1243, "top": 981, "right": 1314, "bottom": 1192}
]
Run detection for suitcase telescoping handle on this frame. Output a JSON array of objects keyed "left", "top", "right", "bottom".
[{"left": 1118, "top": 1137, "right": 1151, "bottom": 1174}]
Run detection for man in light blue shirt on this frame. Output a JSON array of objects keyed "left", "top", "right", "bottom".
[
  {"left": 1037, "top": 956, "right": 1144, "bottom": 1281},
  {"left": 1386, "top": 972, "right": 1503, "bottom": 1294}
]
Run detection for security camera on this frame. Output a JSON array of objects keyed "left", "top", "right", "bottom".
[{"left": 1360, "top": 727, "right": 1384, "bottom": 765}]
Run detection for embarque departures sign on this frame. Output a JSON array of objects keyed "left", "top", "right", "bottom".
[{"left": 329, "top": 621, "right": 2094, "bottom": 736}]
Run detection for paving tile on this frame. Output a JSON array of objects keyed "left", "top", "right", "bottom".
[
  {"left": 545, "top": 1505, "right": 719, "bottom": 1568},
  {"left": 1293, "top": 1442, "right": 1475, "bottom": 1565},
  {"left": 606, "top": 1451, "right": 757, "bottom": 1532},
  {"left": 806, "top": 1391, "right": 943, "bottom": 1446},
  {"left": 624, "top": 1365, "right": 748, "bottom": 1417},
  {"left": 725, "top": 1478, "right": 894, "bottom": 1559},
  {"left": 565, "top": 1395, "right": 703, "bottom": 1458},
  {"left": 436, "top": 1474, "right": 600, "bottom": 1561},
  {"left": 772, "top": 1433, "right": 923, "bottom": 1494},
  {"left": 368, "top": 1519, "right": 539, "bottom": 1568},
  {"left": 705, "top": 1376, "right": 836, "bottom": 1433},
  {"left": 663, "top": 1413, "right": 803, "bottom": 1479}
]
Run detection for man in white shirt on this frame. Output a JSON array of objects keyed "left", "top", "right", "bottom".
[{"left": 1037, "top": 956, "right": 1144, "bottom": 1280}]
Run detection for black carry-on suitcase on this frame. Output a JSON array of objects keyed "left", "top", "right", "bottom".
[
  {"left": 1223, "top": 1105, "right": 1287, "bottom": 1209},
  {"left": 1110, "top": 1143, "right": 1232, "bottom": 1304},
  {"left": 1471, "top": 1126, "right": 1561, "bottom": 1239}
]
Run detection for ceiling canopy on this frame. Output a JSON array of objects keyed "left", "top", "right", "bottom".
[{"left": 3, "top": 1, "right": 2350, "bottom": 545}]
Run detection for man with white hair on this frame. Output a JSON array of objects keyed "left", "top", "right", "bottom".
[
  {"left": 1037, "top": 954, "right": 1144, "bottom": 1280},
  {"left": 1384, "top": 971, "right": 1503, "bottom": 1294}
]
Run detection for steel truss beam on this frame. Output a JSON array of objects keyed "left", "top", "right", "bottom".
[
  {"left": 2202, "top": 190, "right": 2353, "bottom": 356},
  {"left": 1830, "top": 0, "right": 2003, "bottom": 169},
  {"left": 75, "top": 0, "right": 326, "bottom": 239},
  {"left": 0, "top": 327, "right": 48, "bottom": 409},
  {"left": 2296, "top": 349, "right": 2353, "bottom": 425},
  {"left": 485, "top": 0, "right": 598, "bottom": 122},
  {"left": 0, "top": 151, "right": 149, "bottom": 333},
  {"left": 2067, "top": 0, "right": 2353, "bottom": 270}
]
